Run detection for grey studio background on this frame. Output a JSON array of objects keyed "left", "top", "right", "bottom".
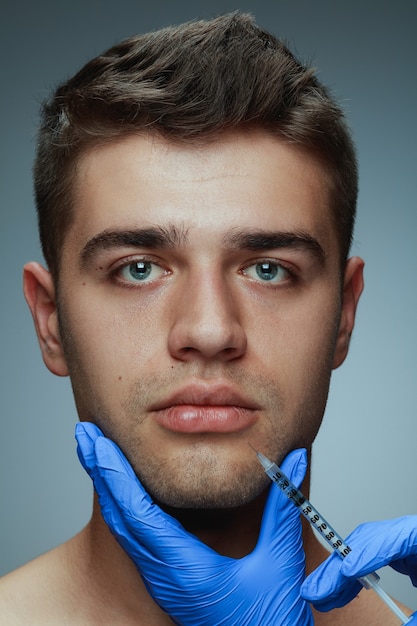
[{"left": 1, "top": 0, "right": 416, "bottom": 611}]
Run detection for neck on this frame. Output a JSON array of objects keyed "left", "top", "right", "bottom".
[
  {"left": 158, "top": 489, "right": 270, "bottom": 558},
  {"left": 157, "top": 448, "right": 314, "bottom": 557},
  {"left": 89, "top": 457, "right": 325, "bottom": 567},
  {"left": 82, "top": 479, "right": 329, "bottom": 623},
  {"left": 89, "top": 445, "right": 321, "bottom": 556}
]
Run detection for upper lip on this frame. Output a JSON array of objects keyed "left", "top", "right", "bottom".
[{"left": 149, "top": 382, "right": 261, "bottom": 412}]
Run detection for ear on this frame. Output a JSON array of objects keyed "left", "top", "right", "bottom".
[
  {"left": 23, "top": 262, "right": 69, "bottom": 377},
  {"left": 332, "top": 256, "right": 365, "bottom": 369}
]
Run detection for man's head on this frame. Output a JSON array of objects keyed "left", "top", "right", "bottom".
[
  {"left": 25, "top": 13, "right": 364, "bottom": 512},
  {"left": 33, "top": 12, "right": 357, "bottom": 282}
]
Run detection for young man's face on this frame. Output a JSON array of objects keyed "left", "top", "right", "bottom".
[{"left": 26, "top": 130, "right": 363, "bottom": 509}]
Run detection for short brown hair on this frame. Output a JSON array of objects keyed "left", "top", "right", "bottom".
[{"left": 33, "top": 12, "right": 358, "bottom": 279}]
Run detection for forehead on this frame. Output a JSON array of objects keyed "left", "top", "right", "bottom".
[{"left": 69, "top": 130, "right": 335, "bottom": 252}]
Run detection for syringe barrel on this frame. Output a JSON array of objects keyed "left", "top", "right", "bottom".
[
  {"left": 258, "top": 451, "right": 411, "bottom": 625},
  {"left": 265, "top": 463, "right": 352, "bottom": 559}
]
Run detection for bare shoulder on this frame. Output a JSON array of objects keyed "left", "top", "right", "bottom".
[
  {"left": 0, "top": 522, "right": 173, "bottom": 625},
  {"left": 0, "top": 540, "right": 79, "bottom": 625}
]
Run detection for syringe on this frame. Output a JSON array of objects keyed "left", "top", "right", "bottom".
[{"left": 252, "top": 447, "right": 412, "bottom": 625}]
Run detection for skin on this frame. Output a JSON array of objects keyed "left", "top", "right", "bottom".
[
  {"left": 2, "top": 129, "right": 409, "bottom": 623},
  {"left": 24, "top": 130, "right": 362, "bottom": 514}
]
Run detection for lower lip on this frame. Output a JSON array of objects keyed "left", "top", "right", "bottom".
[{"left": 153, "top": 405, "right": 258, "bottom": 433}]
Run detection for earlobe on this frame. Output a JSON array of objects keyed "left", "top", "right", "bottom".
[
  {"left": 23, "top": 262, "right": 69, "bottom": 377},
  {"left": 332, "top": 256, "right": 365, "bottom": 370}
]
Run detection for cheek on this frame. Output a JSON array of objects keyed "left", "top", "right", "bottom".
[
  {"left": 250, "top": 292, "right": 340, "bottom": 423},
  {"left": 87, "top": 290, "right": 163, "bottom": 349},
  {"left": 58, "top": 292, "right": 166, "bottom": 403},
  {"left": 253, "top": 290, "right": 340, "bottom": 366}
]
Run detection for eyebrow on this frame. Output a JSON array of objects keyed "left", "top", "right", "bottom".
[
  {"left": 79, "top": 224, "right": 326, "bottom": 269},
  {"left": 225, "top": 229, "right": 326, "bottom": 264},
  {"left": 79, "top": 225, "right": 189, "bottom": 269}
]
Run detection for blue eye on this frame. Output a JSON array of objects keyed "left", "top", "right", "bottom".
[
  {"left": 244, "top": 261, "right": 289, "bottom": 283},
  {"left": 119, "top": 261, "right": 165, "bottom": 283},
  {"left": 256, "top": 262, "right": 279, "bottom": 281}
]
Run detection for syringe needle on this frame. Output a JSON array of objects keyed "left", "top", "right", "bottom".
[{"left": 251, "top": 445, "right": 413, "bottom": 625}]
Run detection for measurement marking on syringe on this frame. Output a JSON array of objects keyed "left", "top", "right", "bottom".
[
  {"left": 268, "top": 467, "right": 352, "bottom": 557},
  {"left": 252, "top": 446, "right": 412, "bottom": 624}
]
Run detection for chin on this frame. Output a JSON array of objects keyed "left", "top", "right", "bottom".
[
  {"left": 128, "top": 437, "right": 272, "bottom": 510},
  {"left": 144, "top": 471, "right": 269, "bottom": 510}
]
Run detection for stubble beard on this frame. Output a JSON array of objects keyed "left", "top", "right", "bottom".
[
  {"left": 92, "top": 368, "right": 328, "bottom": 511},
  {"left": 57, "top": 301, "right": 333, "bottom": 512},
  {"left": 67, "top": 354, "right": 330, "bottom": 511}
]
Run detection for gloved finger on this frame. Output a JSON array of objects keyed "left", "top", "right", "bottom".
[
  {"left": 93, "top": 435, "right": 224, "bottom": 565},
  {"left": 76, "top": 421, "right": 123, "bottom": 516},
  {"left": 257, "top": 448, "right": 307, "bottom": 546},
  {"left": 391, "top": 555, "right": 417, "bottom": 586},
  {"left": 280, "top": 448, "right": 308, "bottom": 490},
  {"left": 302, "top": 515, "right": 417, "bottom": 612},
  {"left": 94, "top": 435, "right": 176, "bottom": 527},
  {"left": 77, "top": 427, "right": 209, "bottom": 584},
  {"left": 76, "top": 421, "right": 164, "bottom": 532},
  {"left": 340, "top": 517, "right": 417, "bottom": 581},
  {"left": 75, "top": 422, "right": 133, "bottom": 544},
  {"left": 77, "top": 423, "right": 215, "bottom": 551},
  {"left": 251, "top": 450, "right": 312, "bottom": 623},
  {"left": 75, "top": 421, "right": 105, "bottom": 476},
  {"left": 301, "top": 550, "right": 362, "bottom": 611},
  {"left": 78, "top": 432, "right": 193, "bottom": 608}
]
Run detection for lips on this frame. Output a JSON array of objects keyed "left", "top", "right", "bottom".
[{"left": 150, "top": 383, "right": 260, "bottom": 434}]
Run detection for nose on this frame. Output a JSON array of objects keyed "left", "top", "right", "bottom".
[{"left": 168, "top": 271, "right": 247, "bottom": 363}]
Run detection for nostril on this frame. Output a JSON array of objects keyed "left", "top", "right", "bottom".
[{"left": 167, "top": 288, "right": 247, "bottom": 362}]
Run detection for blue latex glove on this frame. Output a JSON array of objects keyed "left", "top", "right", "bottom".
[
  {"left": 301, "top": 516, "right": 417, "bottom": 617},
  {"left": 76, "top": 422, "right": 313, "bottom": 625}
]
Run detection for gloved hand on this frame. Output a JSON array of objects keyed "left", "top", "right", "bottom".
[
  {"left": 301, "top": 515, "right": 417, "bottom": 619},
  {"left": 76, "top": 421, "right": 313, "bottom": 626}
]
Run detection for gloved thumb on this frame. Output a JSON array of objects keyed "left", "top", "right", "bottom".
[{"left": 256, "top": 448, "right": 307, "bottom": 552}]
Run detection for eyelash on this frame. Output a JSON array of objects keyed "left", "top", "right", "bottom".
[
  {"left": 108, "top": 256, "right": 298, "bottom": 288},
  {"left": 109, "top": 256, "right": 170, "bottom": 287},
  {"left": 240, "top": 258, "right": 297, "bottom": 286}
]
